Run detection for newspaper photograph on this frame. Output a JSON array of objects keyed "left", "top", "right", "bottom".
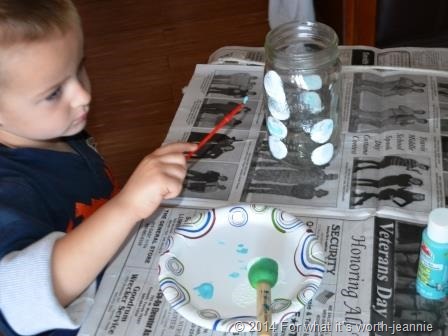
[
  {"left": 79, "top": 208, "right": 446, "bottom": 336},
  {"left": 163, "top": 64, "right": 265, "bottom": 207},
  {"left": 162, "top": 63, "right": 448, "bottom": 223}
]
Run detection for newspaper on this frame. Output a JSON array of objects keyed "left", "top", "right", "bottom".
[
  {"left": 208, "top": 45, "right": 448, "bottom": 72},
  {"left": 79, "top": 207, "right": 447, "bottom": 336},
  {"left": 78, "top": 46, "right": 448, "bottom": 336},
  {"left": 161, "top": 62, "right": 448, "bottom": 224}
]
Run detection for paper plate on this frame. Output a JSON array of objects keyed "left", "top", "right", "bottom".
[{"left": 158, "top": 204, "right": 325, "bottom": 332}]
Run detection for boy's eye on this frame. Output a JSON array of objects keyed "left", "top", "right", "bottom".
[{"left": 45, "top": 87, "right": 62, "bottom": 101}]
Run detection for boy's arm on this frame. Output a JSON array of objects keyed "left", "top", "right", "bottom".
[
  {"left": 52, "top": 142, "right": 196, "bottom": 306},
  {"left": 0, "top": 232, "right": 96, "bottom": 335},
  {"left": 51, "top": 196, "right": 141, "bottom": 306}
]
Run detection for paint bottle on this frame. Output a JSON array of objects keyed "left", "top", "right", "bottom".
[{"left": 416, "top": 208, "right": 448, "bottom": 300}]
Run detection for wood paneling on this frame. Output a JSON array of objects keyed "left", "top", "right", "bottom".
[
  {"left": 314, "top": 0, "right": 344, "bottom": 43},
  {"left": 342, "top": 0, "right": 377, "bottom": 45},
  {"left": 74, "top": 0, "right": 270, "bottom": 185},
  {"left": 315, "top": 0, "right": 379, "bottom": 46}
]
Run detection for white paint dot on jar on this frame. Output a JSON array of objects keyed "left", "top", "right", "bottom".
[
  {"left": 267, "top": 96, "right": 290, "bottom": 120},
  {"left": 294, "top": 74, "right": 322, "bottom": 90},
  {"left": 264, "top": 70, "right": 286, "bottom": 102},
  {"left": 268, "top": 135, "right": 288, "bottom": 160},
  {"left": 311, "top": 143, "right": 334, "bottom": 166},
  {"left": 267, "top": 116, "right": 288, "bottom": 139},
  {"left": 300, "top": 92, "right": 323, "bottom": 114},
  {"left": 310, "top": 119, "right": 334, "bottom": 144}
]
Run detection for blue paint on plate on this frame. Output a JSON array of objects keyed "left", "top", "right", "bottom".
[
  {"left": 236, "top": 244, "right": 248, "bottom": 254},
  {"left": 229, "top": 272, "right": 240, "bottom": 278},
  {"left": 194, "top": 283, "right": 214, "bottom": 300}
]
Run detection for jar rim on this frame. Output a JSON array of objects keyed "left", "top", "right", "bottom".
[{"left": 265, "top": 21, "right": 339, "bottom": 69}]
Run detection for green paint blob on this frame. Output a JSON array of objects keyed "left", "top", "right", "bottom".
[{"left": 248, "top": 257, "right": 279, "bottom": 288}]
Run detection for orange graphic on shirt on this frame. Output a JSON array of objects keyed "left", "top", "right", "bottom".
[
  {"left": 66, "top": 166, "right": 120, "bottom": 232},
  {"left": 66, "top": 198, "right": 108, "bottom": 232}
]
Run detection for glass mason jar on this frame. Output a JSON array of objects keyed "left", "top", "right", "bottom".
[{"left": 263, "top": 21, "right": 342, "bottom": 167}]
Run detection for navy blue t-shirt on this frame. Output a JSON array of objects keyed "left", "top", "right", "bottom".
[{"left": 0, "top": 131, "right": 117, "bottom": 336}]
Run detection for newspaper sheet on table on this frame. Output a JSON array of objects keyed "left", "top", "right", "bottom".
[
  {"left": 78, "top": 207, "right": 447, "bottom": 336},
  {"left": 162, "top": 63, "right": 448, "bottom": 224},
  {"left": 208, "top": 45, "right": 448, "bottom": 72},
  {"left": 79, "top": 46, "right": 448, "bottom": 336}
]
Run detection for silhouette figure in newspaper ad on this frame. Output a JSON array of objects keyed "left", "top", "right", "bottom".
[
  {"left": 352, "top": 188, "right": 425, "bottom": 207},
  {"left": 353, "top": 174, "right": 423, "bottom": 188},
  {"left": 350, "top": 105, "right": 428, "bottom": 132},
  {"left": 187, "top": 132, "right": 241, "bottom": 159},
  {"left": 355, "top": 76, "right": 426, "bottom": 97},
  {"left": 353, "top": 156, "right": 430, "bottom": 174}
]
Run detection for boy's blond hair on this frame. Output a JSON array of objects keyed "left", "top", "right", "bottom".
[{"left": 0, "top": 0, "right": 80, "bottom": 46}]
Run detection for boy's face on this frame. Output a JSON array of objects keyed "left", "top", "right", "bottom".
[{"left": 0, "top": 23, "right": 91, "bottom": 148}]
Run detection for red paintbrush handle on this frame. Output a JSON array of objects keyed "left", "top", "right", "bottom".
[{"left": 185, "top": 103, "right": 244, "bottom": 159}]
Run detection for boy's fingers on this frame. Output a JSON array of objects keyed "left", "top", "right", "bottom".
[
  {"left": 158, "top": 142, "right": 197, "bottom": 154},
  {"left": 163, "top": 180, "right": 184, "bottom": 200},
  {"left": 153, "top": 152, "right": 190, "bottom": 166},
  {"left": 163, "top": 162, "right": 188, "bottom": 180}
]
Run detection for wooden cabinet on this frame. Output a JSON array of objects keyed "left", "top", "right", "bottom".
[{"left": 315, "top": 0, "right": 377, "bottom": 46}]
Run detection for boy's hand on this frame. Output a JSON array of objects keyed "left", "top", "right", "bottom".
[{"left": 114, "top": 142, "right": 197, "bottom": 221}]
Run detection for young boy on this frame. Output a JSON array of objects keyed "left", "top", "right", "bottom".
[{"left": 0, "top": 1, "right": 196, "bottom": 335}]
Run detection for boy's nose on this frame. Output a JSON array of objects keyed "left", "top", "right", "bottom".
[{"left": 71, "top": 81, "right": 92, "bottom": 109}]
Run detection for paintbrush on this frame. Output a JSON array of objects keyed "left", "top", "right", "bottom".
[{"left": 185, "top": 96, "right": 248, "bottom": 160}]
